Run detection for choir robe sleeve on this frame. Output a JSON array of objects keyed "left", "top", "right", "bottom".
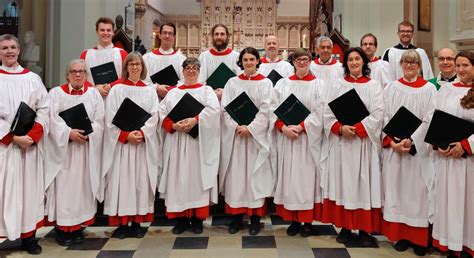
[
  {"left": 0, "top": 101, "right": 12, "bottom": 142},
  {"left": 268, "top": 79, "right": 285, "bottom": 194},
  {"left": 323, "top": 79, "right": 342, "bottom": 139},
  {"left": 418, "top": 49, "right": 434, "bottom": 80},
  {"left": 359, "top": 81, "right": 384, "bottom": 153}
]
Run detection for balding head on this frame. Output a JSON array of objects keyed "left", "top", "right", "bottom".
[
  {"left": 437, "top": 47, "right": 457, "bottom": 78},
  {"left": 264, "top": 35, "right": 279, "bottom": 60}
]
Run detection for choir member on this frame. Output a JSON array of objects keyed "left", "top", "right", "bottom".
[
  {"left": 309, "top": 36, "right": 344, "bottom": 82},
  {"left": 360, "top": 33, "right": 394, "bottom": 88},
  {"left": 101, "top": 52, "right": 160, "bottom": 239},
  {"left": 0, "top": 34, "right": 49, "bottom": 254},
  {"left": 80, "top": 17, "right": 127, "bottom": 97},
  {"left": 158, "top": 58, "right": 220, "bottom": 234},
  {"left": 198, "top": 24, "right": 241, "bottom": 100},
  {"left": 381, "top": 50, "right": 437, "bottom": 256},
  {"left": 271, "top": 48, "right": 325, "bottom": 237},
  {"left": 143, "top": 22, "right": 186, "bottom": 99},
  {"left": 428, "top": 48, "right": 458, "bottom": 90},
  {"left": 382, "top": 21, "right": 433, "bottom": 80},
  {"left": 219, "top": 47, "right": 273, "bottom": 235},
  {"left": 321, "top": 47, "right": 383, "bottom": 246},
  {"left": 44, "top": 59, "right": 104, "bottom": 246},
  {"left": 258, "top": 35, "right": 293, "bottom": 78},
  {"left": 431, "top": 51, "right": 474, "bottom": 258}
]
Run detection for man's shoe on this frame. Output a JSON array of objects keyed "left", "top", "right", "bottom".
[
  {"left": 359, "top": 230, "right": 373, "bottom": 247},
  {"left": 21, "top": 236, "right": 42, "bottom": 255},
  {"left": 191, "top": 218, "right": 204, "bottom": 234},
  {"left": 130, "top": 222, "right": 147, "bottom": 238},
  {"left": 228, "top": 215, "right": 243, "bottom": 234},
  {"left": 172, "top": 218, "right": 190, "bottom": 235},
  {"left": 460, "top": 251, "right": 473, "bottom": 258},
  {"left": 300, "top": 223, "right": 312, "bottom": 237},
  {"left": 394, "top": 239, "right": 410, "bottom": 252},
  {"left": 286, "top": 222, "right": 301, "bottom": 236},
  {"left": 413, "top": 245, "right": 427, "bottom": 256},
  {"left": 248, "top": 215, "right": 261, "bottom": 235},
  {"left": 336, "top": 228, "right": 351, "bottom": 243},
  {"left": 114, "top": 225, "right": 129, "bottom": 239},
  {"left": 72, "top": 229, "right": 85, "bottom": 244}
]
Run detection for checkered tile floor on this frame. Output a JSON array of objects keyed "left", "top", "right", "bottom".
[{"left": 1, "top": 215, "right": 448, "bottom": 258}]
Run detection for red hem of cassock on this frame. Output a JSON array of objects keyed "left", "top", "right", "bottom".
[
  {"left": 275, "top": 204, "right": 314, "bottom": 223},
  {"left": 381, "top": 219, "right": 429, "bottom": 247},
  {"left": 108, "top": 213, "right": 154, "bottom": 226},
  {"left": 313, "top": 202, "right": 323, "bottom": 222},
  {"left": 19, "top": 219, "right": 45, "bottom": 239},
  {"left": 166, "top": 206, "right": 209, "bottom": 220},
  {"left": 321, "top": 199, "right": 381, "bottom": 233},
  {"left": 225, "top": 202, "right": 267, "bottom": 217},
  {"left": 432, "top": 239, "right": 474, "bottom": 257},
  {"left": 49, "top": 217, "right": 95, "bottom": 232}
]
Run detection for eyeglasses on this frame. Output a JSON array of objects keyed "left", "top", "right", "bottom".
[
  {"left": 402, "top": 60, "right": 419, "bottom": 66},
  {"left": 128, "top": 62, "right": 142, "bottom": 67},
  {"left": 184, "top": 66, "right": 199, "bottom": 71},
  {"left": 398, "top": 30, "right": 413, "bottom": 34},
  {"left": 438, "top": 57, "right": 455, "bottom": 62},
  {"left": 294, "top": 57, "right": 311, "bottom": 63},
  {"left": 69, "top": 70, "right": 85, "bottom": 75}
]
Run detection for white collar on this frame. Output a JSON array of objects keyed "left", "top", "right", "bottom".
[
  {"left": 0, "top": 64, "right": 24, "bottom": 73},
  {"left": 68, "top": 83, "right": 84, "bottom": 92},
  {"left": 96, "top": 43, "right": 114, "bottom": 50},
  {"left": 159, "top": 47, "right": 175, "bottom": 54}
]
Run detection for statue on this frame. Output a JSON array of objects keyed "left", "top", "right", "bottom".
[
  {"left": 21, "top": 31, "right": 43, "bottom": 77},
  {"left": 4, "top": 0, "right": 19, "bottom": 17}
]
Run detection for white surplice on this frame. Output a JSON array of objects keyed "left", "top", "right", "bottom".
[
  {"left": 369, "top": 58, "right": 394, "bottom": 88},
  {"left": 258, "top": 57, "right": 294, "bottom": 78},
  {"left": 198, "top": 48, "right": 241, "bottom": 86},
  {"left": 382, "top": 45, "right": 433, "bottom": 80},
  {"left": 80, "top": 44, "right": 127, "bottom": 85},
  {"left": 143, "top": 48, "right": 186, "bottom": 85}
]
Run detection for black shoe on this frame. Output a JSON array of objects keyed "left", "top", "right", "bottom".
[
  {"left": 130, "top": 222, "right": 146, "bottom": 238},
  {"left": 172, "top": 218, "right": 190, "bottom": 235},
  {"left": 336, "top": 228, "right": 351, "bottom": 243},
  {"left": 114, "top": 225, "right": 129, "bottom": 239},
  {"left": 21, "top": 236, "right": 42, "bottom": 255},
  {"left": 300, "top": 223, "right": 312, "bottom": 237},
  {"left": 447, "top": 255, "right": 457, "bottom": 258},
  {"left": 461, "top": 251, "right": 473, "bottom": 258},
  {"left": 359, "top": 230, "right": 373, "bottom": 247},
  {"left": 72, "top": 229, "right": 85, "bottom": 244},
  {"left": 286, "top": 222, "right": 301, "bottom": 236},
  {"left": 249, "top": 215, "right": 261, "bottom": 236},
  {"left": 394, "top": 239, "right": 410, "bottom": 252},
  {"left": 228, "top": 215, "right": 243, "bottom": 234},
  {"left": 413, "top": 245, "right": 427, "bottom": 256},
  {"left": 55, "top": 230, "right": 73, "bottom": 246},
  {"left": 191, "top": 218, "right": 204, "bottom": 234}
]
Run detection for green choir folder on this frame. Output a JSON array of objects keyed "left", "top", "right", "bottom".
[{"left": 206, "top": 63, "right": 236, "bottom": 89}]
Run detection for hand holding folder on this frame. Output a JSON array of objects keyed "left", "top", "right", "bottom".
[
  {"left": 224, "top": 92, "right": 258, "bottom": 126},
  {"left": 10, "top": 101, "right": 36, "bottom": 136},
  {"left": 328, "top": 88, "right": 370, "bottom": 126},
  {"left": 58, "top": 103, "right": 94, "bottom": 135},
  {"left": 150, "top": 65, "right": 180, "bottom": 86},
  {"left": 112, "top": 98, "right": 151, "bottom": 132},
  {"left": 90, "top": 62, "right": 118, "bottom": 85},
  {"left": 383, "top": 106, "right": 422, "bottom": 156},
  {"left": 274, "top": 94, "right": 310, "bottom": 125},
  {"left": 206, "top": 63, "right": 236, "bottom": 89},
  {"left": 167, "top": 93, "right": 205, "bottom": 138},
  {"left": 267, "top": 70, "right": 283, "bottom": 87}
]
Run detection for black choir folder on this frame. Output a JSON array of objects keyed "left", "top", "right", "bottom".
[
  {"left": 274, "top": 94, "right": 310, "bottom": 125},
  {"left": 112, "top": 98, "right": 151, "bottom": 132},
  {"left": 267, "top": 69, "right": 283, "bottom": 86},
  {"left": 58, "top": 103, "right": 94, "bottom": 135},
  {"left": 224, "top": 92, "right": 258, "bottom": 126},
  {"left": 328, "top": 88, "right": 370, "bottom": 126},
  {"left": 90, "top": 62, "right": 118, "bottom": 85},
  {"left": 150, "top": 64, "right": 180, "bottom": 86},
  {"left": 383, "top": 106, "right": 422, "bottom": 156},
  {"left": 424, "top": 109, "right": 474, "bottom": 150},
  {"left": 206, "top": 63, "right": 236, "bottom": 89},
  {"left": 167, "top": 93, "right": 205, "bottom": 139},
  {"left": 10, "top": 101, "right": 36, "bottom": 136}
]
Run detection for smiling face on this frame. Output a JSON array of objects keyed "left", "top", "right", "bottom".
[
  {"left": 437, "top": 48, "right": 456, "bottom": 76},
  {"left": 401, "top": 58, "right": 420, "bottom": 80},
  {"left": 242, "top": 52, "right": 258, "bottom": 74},
  {"left": 159, "top": 25, "right": 175, "bottom": 50},
  {"left": 347, "top": 51, "right": 364, "bottom": 77},
  {"left": 127, "top": 58, "right": 143, "bottom": 80},
  {"left": 455, "top": 56, "right": 474, "bottom": 84},
  {"left": 264, "top": 36, "right": 279, "bottom": 59},
  {"left": 0, "top": 39, "right": 20, "bottom": 67},
  {"left": 292, "top": 55, "right": 311, "bottom": 74},
  {"left": 96, "top": 22, "right": 114, "bottom": 46},
  {"left": 397, "top": 24, "right": 414, "bottom": 45},
  {"left": 212, "top": 26, "right": 229, "bottom": 51},
  {"left": 317, "top": 40, "right": 333, "bottom": 62},
  {"left": 183, "top": 64, "right": 200, "bottom": 84}
]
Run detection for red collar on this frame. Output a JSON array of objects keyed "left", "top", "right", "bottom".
[
  {"left": 344, "top": 76, "right": 371, "bottom": 83},
  {"left": 370, "top": 57, "right": 380, "bottom": 62},
  {"left": 111, "top": 79, "right": 147, "bottom": 87},
  {"left": 289, "top": 73, "right": 316, "bottom": 81},
  {"left": 261, "top": 57, "right": 281, "bottom": 63},
  {"left": 152, "top": 49, "right": 177, "bottom": 56},
  {"left": 178, "top": 83, "right": 203, "bottom": 90},
  {"left": 314, "top": 58, "right": 337, "bottom": 65},
  {"left": 238, "top": 73, "right": 266, "bottom": 80},
  {"left": 0, "top": 68, "right": 30, "bottom": 74},
  {"left": 398, "top": 77, "right": 428, "bottom": 88},
  {"left": 209, "top": 48, "right": 233, "bottom": 56},
  {"left": 60, "top": 81, "right": 92, "bottom": 95},
  {"left": 453, "top": 82, "right": 473, "bottom": 88}
]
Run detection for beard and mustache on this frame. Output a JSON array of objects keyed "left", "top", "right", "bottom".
[{"left": 213, "top": 38, "right": 229, "bottom": 51}]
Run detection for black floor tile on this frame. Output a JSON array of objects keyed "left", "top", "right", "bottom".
[
  {"left": 97, "top": 250, "right": 135, "bottom": 258},
  {"left": 242, "top": 236, "right": 276, "bottom": 249},
  {"left": 343, "top": 234, "right": 379, "bottom": 248},
  {"left": 172, "top": 237, "right": 209, "bottom": 249},
  {"left": 66, "top": 238, "right": 109, "bottom": 250},
  {"left": 312, "top": 248, "right": 351, "bottom": 258},
  {"left": 211, "top": 215, "right": 235, "bottom": 226},
  {"left": 270, "top": 215, "right": 291, "bottom": 225},
  {"left": 312, "top": 225, "right": 338, "bottom": 236},
  {"left": 150, "top": 216, "right": 177, "bottom": 227}
]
